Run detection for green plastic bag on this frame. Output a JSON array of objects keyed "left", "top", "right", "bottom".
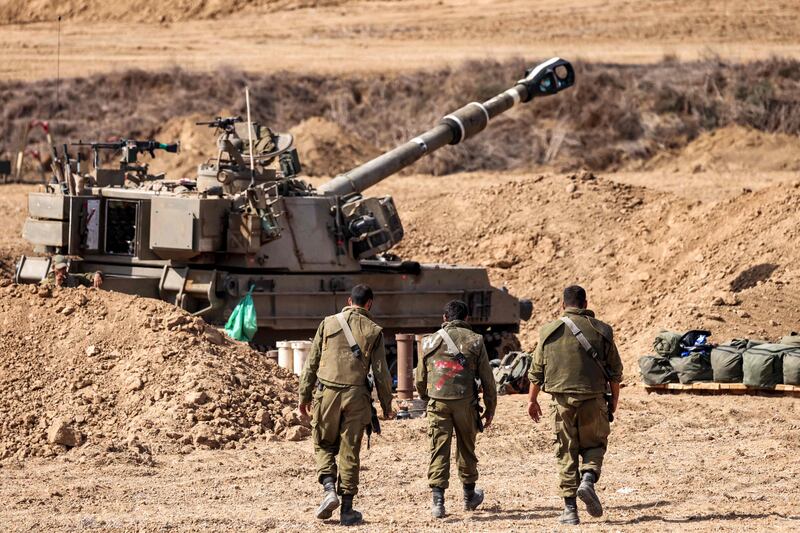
[{"left": 224, "top": 286, "right": 258, "bottom": 341}]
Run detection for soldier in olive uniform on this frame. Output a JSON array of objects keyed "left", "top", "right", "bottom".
[
  {"left": 415, "top": 299, "right": 497, "bottom": 518},
  {"left": 527, "top": 285, "right": 623, "bottom": 525},
  {"left": 40, "top": 255, "right": 103, "bottom": 289},
  {"left": 298, "top": 284, "right": 395, "bottom": 526}
]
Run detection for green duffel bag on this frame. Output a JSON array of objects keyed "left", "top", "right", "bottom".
[
  {"left": 670, "top": 351, "right": 713, "bottom": 384},
  {"left": 654, "top": 330, "right": 683, "bottom": 358},
  {"left": 782, "top": 350, "right": 800, "bottom": 385},
  {"left": 710, "top": 340, "right": 748, "bottom": 383},
  {"left": 779, "top": 333, "right": 800, "bottom": 347},
  {"left": 742, "top": 344, "right": 788, "bottom": 388},
  {"left": 638, "top": 355, "right": 678, "bottom": 385}
]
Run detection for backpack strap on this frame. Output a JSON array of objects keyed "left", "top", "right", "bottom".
[
  {"left": 560, "top": 316, "right": 610, "bottom": 381},
  {"left": 336, "top": 312, "right": 363, "bottom": 358},
  {"left": 437, "top": 328, "right": 468, "bottom": 368},
  {"left": 437, "top": 328, "right": 460, "bottom": 355}
]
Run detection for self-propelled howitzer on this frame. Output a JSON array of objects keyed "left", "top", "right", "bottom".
[{"left": 17, "top": 58, "right": 575, "bottom": 360}]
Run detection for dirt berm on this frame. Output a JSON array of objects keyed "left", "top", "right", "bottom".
[{"left": 0, "top": 283, "right": 308, "bottom": 463}]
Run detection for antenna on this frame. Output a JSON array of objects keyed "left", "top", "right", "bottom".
[
  {"left": 55, "top": 15, "right": 61, "bottom": 112},
  {"left": 245, "top": 86, "right": 255, "bottom": 188}
]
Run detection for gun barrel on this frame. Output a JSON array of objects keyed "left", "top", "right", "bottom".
[{"left": 318, "top": 58, "right": 574, "bottom": 197}]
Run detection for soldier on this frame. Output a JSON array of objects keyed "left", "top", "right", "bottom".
[
  {"left": 40, "top": 255, "right": 103, "bottom": 289},
  {"left": 415, "top": 299, "right": 497, "bottom": 518},
  {"left": 298, "top": 284, "right": 395, "bottom": 526},
  {"left": 527, "top": 285, "right": 623, "bottom": 525}
]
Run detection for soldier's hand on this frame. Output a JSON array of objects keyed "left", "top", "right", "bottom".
[
  {"left": 298, "top": 402, "right": 311, "bottom": 420},
  {"left": 527, "top": 400, "right": 542, "bottom": 423},
  {"left": 382, "top": 410, "right": 396, "bottom": 420},
  {"left": 93, "top": 272, "right": 103, "bottom": 288},
  {"left": 482, "top": 414, "right": 493, "bottom": 429}
]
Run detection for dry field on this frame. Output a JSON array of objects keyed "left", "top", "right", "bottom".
[
  {"left": 1, "top": 1, "right": 800, "bottom": 531},
  {"left": 0, "top": 391, "right": 797, "bottom": 531},
  {"left": 1, "top": 0, "right": 800, "bottom": 81}
]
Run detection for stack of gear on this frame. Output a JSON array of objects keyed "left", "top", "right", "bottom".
[
  {"left": 492, "top": 352, "right": 531, "bottom": 394},
  {"left": 640, "top": 329, "right": 800, "bottom": 388},
  {"left": 639, "top": 330, "right": 713, "bottom": 385}
]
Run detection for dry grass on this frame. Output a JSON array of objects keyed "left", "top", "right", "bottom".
[{"left": 2, "top": 58, "right": 800, "bottom": 175}]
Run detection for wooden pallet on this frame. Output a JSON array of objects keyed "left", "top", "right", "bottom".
[{"left": 644, "top": 382, "right": 800, "bottom": 397}]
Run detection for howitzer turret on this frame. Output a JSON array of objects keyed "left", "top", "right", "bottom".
[{"left": 17, "top": 58, "right": 574, "bottom": 361}]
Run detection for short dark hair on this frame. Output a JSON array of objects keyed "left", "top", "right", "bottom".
[
  {"left": 443, "top": 299, "right": 469, "bottom": 321},
  {"left": 563, "top": 285, "right": 587, "bottom": 308},
  {"left": 350, "top": 284, "right": 374, "bottom": 306}
]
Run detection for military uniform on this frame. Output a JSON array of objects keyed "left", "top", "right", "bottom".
[
  {"left": 299, "top": 305, "right": 393, "bottom": 496},
  {"left": 40, "top": 270, "right": 95, "bottom": 289},
  {"left": 415, "top": 320, "right": 497, "bottom": 490},
  {"left": 528, "top": 308, "right": 623, "bottom": 498}
]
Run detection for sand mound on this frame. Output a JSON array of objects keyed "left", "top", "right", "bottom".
[
  {"left": 0, "top": 0, "right": 347, "bottom": 24},
  {"left": 0, "top": 284, "right": 309, "bottom": 462},
  {"left": 392, "top": 171, "right": 800, "bottom": 362},
  {"left": 636, "top": 126, "right": 800, "bottom": 173},
  {"left": 291, "top": 116, "right": 380, "bottom": 177},
  {"left": 146, "top": 113, "right": 219, "bottom": 179}
]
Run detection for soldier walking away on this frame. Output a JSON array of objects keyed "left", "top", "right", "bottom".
[
  {"left": 415, "top": 299, "right": 497, "bottom": 519},
  {"left": 527, "top": 285, "right": 623, "bottom": 525},
  {"left": 40, "top": 255, "right": 103, "bottom": 289},
  {"left": 298, "top": 284, "right": 395, "bottom": 526}
]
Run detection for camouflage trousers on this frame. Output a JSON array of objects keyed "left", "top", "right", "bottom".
[
  {"left": 312, "top": 384, "right": 372, "bottom": 495},
  {"left": 426, "top": 397, "right": 481, "bottom": 489},
  {"left": 550, "top": 393, "right": 610, "bottom": 497}
]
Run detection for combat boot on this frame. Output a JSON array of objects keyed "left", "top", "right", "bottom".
[
  {"left": 559, "top": 497, "right": 580, "bottom": 525},
  {"left": 315, "top": 476, "right": 340, "bottom": 520},
  {"left": 463, "top": 483, "right": 484, "bottom": 511},
  {"left": 431, "top": 487, "right": 446, "bottom": 518},
  {"left": 340, "top": 494, "right": 363, "bottom": 526},
  {"left": 577, "top": 471, "right": 603, "bottom": 517}
]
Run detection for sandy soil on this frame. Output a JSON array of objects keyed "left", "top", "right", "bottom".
[
  {"left": 1, "top": 389, "right": 798, "bottom": 531},
  {"left": 2, "top": 2, "right": 800, "bottom": 530},
  {"left": 2, "top": 0, "right": 800, "bottom": 81}
]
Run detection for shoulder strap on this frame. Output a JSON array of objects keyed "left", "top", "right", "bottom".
[
  {"left": 437, "top": 328, "right": 461, "bottom": 355},
  {"left": 437, "top": 328, "right": 468, "bottom": 368},
  {"left": 336, "top": 312, "right": 363, "bottom": 358},
  {"left": 560, "top": 316, "right": 610, "bottom": 380}
]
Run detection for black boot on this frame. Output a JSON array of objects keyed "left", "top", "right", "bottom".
[
  {"left": 340, "top": 494, "right": 363, "bottom": 526},
  {"left": 463, "top": 483, "right": 484, "bottom": 511},
  {"left": 315, "top": 476, "right": 340, "bottom": 520},
  {"left": 577, "top": 471, "right": 603, "bottom": 517},
  {"left": 559, "top": 497, "right": 580, "bottom": 525},
  {"left": 431, "top": 487, "right": 446, "bottom": 518}
]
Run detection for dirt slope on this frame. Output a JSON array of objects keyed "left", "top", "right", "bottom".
[
  {"left": 0, "top": 285, "right": 308, "bottom": 463},
  {"left": 634, "top": 125, "right": 800, "bottom": 174},
  {"left": 382, "top": 170, "right": 800, "bottom": 362},
  {"left": 291, "top": 116, "right": 380, "bottom": 176}
]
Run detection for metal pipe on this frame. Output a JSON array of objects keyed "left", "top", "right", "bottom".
[
  {"left": 317, "top": 57, "right": 574, "bottom": 197},
  {"left": 395, "top": 333, "right": 415, "bottom": 400}
]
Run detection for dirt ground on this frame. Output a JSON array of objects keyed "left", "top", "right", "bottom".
[
  {"left": 2, "top": 151, "right": 800, "bottom": 531},
  {"left": 0, "top": 389, "right": 797, "bottom": 531},
  {"left": 2, "top": 1, "right": 800, "bottom": 531},
  {"left": 2, "top": 0, "right": 800, "bottom": 81}
]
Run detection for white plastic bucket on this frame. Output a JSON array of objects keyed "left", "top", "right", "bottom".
[
  {"left": 276, "top": 341, "right": 293, "bottom": 373},
  {"left": 292, "top": 340, "right": 312, "bottom": 375}
]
